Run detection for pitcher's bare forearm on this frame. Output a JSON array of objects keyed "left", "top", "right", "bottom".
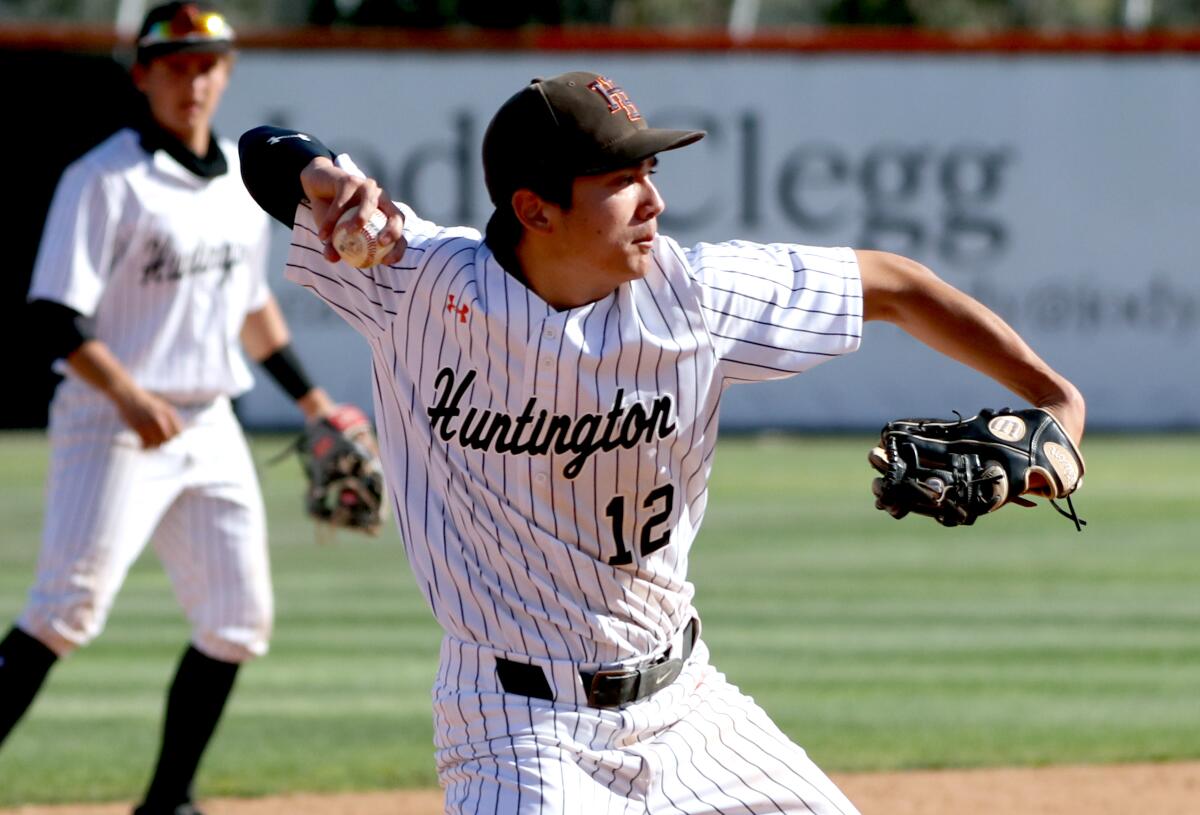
[{"left": 858, "top": 250, "right": 1085, "bottom": 443}]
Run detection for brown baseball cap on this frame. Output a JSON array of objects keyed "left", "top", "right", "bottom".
[
  {"left": 136, "top": 2, "right": 235, "bottom": 63},
  {"left": 482, "top": 72, "right": 705, "bottom": 206}
]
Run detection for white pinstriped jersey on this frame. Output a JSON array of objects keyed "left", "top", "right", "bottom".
[
  {"left": 285, "top": 198, "right": 862, "bottom": 665},
  {"left": 30, "top": 129, "right": 270, "bottom": 403}
]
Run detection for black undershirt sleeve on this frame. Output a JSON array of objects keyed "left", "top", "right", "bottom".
[
  {"left": 238, "top": 126, "right": 337, "bottom": 228},
  {"left": 29, "top": 299, "right": 95, "bottom": 363}
]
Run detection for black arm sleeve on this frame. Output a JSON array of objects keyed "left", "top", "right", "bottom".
[
  {"left": 259, "top": 344, "right": 316, "bottom": 402},
  {"left": 29, "top": 299, "right": 96, "bottom": 363},
  {"left": 238, "top": 126, "right": 337, "bottom": 228}
]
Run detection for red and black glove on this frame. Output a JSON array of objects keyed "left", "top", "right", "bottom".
[{"left": 297, "top": 404, "right": 386, "bottom": 535}]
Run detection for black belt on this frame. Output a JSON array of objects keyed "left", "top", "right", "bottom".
[{"left": 496, "top": 618, "right": 698, "bottom": 709}]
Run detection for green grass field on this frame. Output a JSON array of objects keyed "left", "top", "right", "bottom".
[{"left": 0, "top": 430, "right": 1197, "bottom": 805}]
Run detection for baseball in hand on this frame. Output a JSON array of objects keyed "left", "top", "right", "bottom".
[{"left": 332, "top": 206, "right": 390, "bottom": 268}]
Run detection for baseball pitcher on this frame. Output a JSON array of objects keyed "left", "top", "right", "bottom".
[{"left": 238, "top": 70, "right": 1085, "bottom": 814}]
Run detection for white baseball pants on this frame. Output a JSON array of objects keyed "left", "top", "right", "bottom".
[
  {"left": 18, "top": 389, "right": 272, "bottom": 664},
  {"left": 435, "top": 636, "right": 861, "bottom": 815}
]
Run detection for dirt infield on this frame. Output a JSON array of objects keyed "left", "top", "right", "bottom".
[{"left": 3, "top": 762, "right": 1198, "bottom": 815}]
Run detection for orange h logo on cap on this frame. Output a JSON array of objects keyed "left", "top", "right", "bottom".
[{"left": 588, "top": 76, "right": 642, "bottom": 123}]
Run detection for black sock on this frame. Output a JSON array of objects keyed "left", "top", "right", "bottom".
[
  {"left": 135, "top": 645, "right": 240, "bottom": 813},
  {"left": 0, "top": 626, "right": 59, "bottom": 747}
]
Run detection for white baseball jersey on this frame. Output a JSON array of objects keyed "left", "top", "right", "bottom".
[
  {"left": 284, "top": 199, "right": 862, "bottom": 665},
  {"left": 29, "top": 128, "right": 270, "bottom": 404}
]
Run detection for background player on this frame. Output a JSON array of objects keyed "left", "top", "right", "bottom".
[
  {"left": 238, "top": 70, "right": 1085, "bottom": 813},
  {"left": 0, "top": 5, "right": 344, "bottom": 814}
]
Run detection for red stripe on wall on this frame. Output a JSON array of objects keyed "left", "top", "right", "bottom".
[{"left": 4, "top": 23, "right": 1200, "bottom": 54}]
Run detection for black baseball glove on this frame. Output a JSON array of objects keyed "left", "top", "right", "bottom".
[
  {"left": 868, "top": 408, "right": 1086, "bottom": 530},
  {"left": 296, "top": 404, "right": 386, "bottom": 536}
]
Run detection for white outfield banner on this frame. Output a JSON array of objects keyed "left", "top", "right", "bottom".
[{"left": 216, "top": 52, "right": 1199, "bottom": 430}]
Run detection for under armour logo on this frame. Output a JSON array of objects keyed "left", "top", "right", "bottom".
[
  {"left": 588, "top": 76, "right": 641, "bottom": 122},
  {"left": 267, "top": 133, "right": 312, "bottom": 145},
  {"left": 446, "top": 295, "right": 469, "bottom": 323}
]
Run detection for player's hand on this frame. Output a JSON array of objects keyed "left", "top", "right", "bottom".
[
  {"left": 111, "top": 384, "right": 184, "bottom": 448},
  {"left": 299, "top": 157, "right": 407, "bottom": 265},
  {"left": 296, "top": 386, "right": 336, "bottom": 421}
]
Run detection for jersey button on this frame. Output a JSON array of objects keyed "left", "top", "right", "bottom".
[
  {"left": 541, "top": 356, "right": 554, "bottom": 368},
  {"left": 534, "top": 472, "right": 548, "bottom": 485},
  {"left": 543, "top": 326, "right": 558, "bottom": 340}
]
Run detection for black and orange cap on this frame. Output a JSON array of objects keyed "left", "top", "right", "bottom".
[{"left": 482, "top": 71, "right": 705, "bottom": 206}]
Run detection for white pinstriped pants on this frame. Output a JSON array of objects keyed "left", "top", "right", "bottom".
[
  {"left": 435, "top": 636, "right": 861, "bottom": 815},
  {"left": 18, "top": 389, "right": 272, "bottom": 664}
]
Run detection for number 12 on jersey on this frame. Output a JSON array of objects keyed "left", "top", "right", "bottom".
[{"left": 605, "top": 483, "right": 675, "bottom": 566}]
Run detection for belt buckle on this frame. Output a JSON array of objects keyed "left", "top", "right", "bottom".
[{"left": 586, "top": 667, "right": 640, "bottom": 708}]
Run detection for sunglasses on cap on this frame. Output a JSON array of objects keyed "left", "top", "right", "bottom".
[{"left": 137, "top": 5, "right": 234, "bottom": 49}]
